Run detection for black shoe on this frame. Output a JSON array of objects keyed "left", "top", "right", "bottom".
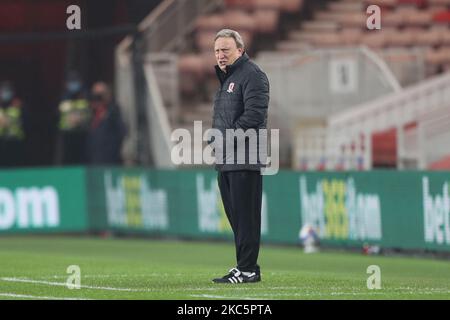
[{"left": 212, "top": 267, "right": 261, "bottom": 284}]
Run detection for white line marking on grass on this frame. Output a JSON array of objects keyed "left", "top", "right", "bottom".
[
  {"left": 190, "top": 294, "right": 265, "bottom": 300},
  {"left": 190, "top": 292, "right": 382, "bottom": 299},
  {"left": 36, "top": 273, "right": 186, "bottom": 280},
  {"left": 192, "top": 289, "right": 450, "bottom": 299},
  {"left": 1, "top": 277, "right": 246, "bottom": 294},
  {"left": 0, "top": 277, "right": 149, "bottom": 292},
  {"left": 4, "top": 277, "right": 448, "bottom": 297},
  {"left": 0, "top": 293, "right": 89, "bottom": 300}
]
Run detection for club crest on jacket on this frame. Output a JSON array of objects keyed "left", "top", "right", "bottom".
[{"left": 227, "top": 82, "right": 235, "bottom": 93}]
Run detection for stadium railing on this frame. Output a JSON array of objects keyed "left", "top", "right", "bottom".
[
  {"left": 396, "top": 115, "right": 450, "bottom": 170},
  {"left": 256, "top": 46, "right": 401, "bottom": 168},
  {"left": 142, "top": 59, "right": 177, "bottom": 168},
  {"left": 325, "top": 68, "right": 450, "bottom": 170}
]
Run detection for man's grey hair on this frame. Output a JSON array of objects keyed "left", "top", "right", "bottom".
[{"left": 214, "top": 29, "right": 245, "bottom": 49}]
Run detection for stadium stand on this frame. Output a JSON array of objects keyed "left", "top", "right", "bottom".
[
  {"left": 280, "top": 0, "right": 450, "bottom": 76},
  {"left": 268, "top": 0, "right": 450, "bottom": 170},
  {"left": 116, "top": 0, "right": 450, "bottom": 170},
  {"left": 172, "top": 0, "right": 309, "bottom": 166}
]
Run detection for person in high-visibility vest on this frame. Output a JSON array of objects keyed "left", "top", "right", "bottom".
[
  {"left": 57, "top": 71, "right": 91, "bottom": 165},
  {"left": 0, "top": 81, "right": 26, "bottom": 167}
]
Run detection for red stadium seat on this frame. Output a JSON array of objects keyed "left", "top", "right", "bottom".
[
  {"left": 340, "top": 29, "right": 363, "bottom": 45},
  {"left": 382, "top": 11, "right": 406, "bottom": 28},
  {"left": 360, "top": 31, "right": 388, "bottom": 48},
  {"left": 372, "top": 128, "right": 397, "bottom": 167},
  {"left": 312, "top": 32, "right": 343, "bottom": 47},
  {"left": 386, "top": 28, "right": 417, "bottom": 46},
  {"left": 199, "top": 51, "right": 219, "bottom": 75},
  {"left": 195, "top": 30, "right": 217, "bottom": 51},
  {"left": 302, "top": 20, "right": 340, "bottom": 32},
  {"left": 224, "top": 0, "right": 254, "bottom": 10},
  {"left": 363, "top": 0, "right": 397, "bottom": 8},
  {"left": 178, "top": 54, "right": 205, "bottom": 96},
  {"left": 328, "top": 1, "right": 363, "bottom": 12},
  {"left": 414, "top": 28, "right": 443, "bottom": 46},
  {"left": 429, "top": 155, "right": 450, "bottom": 169},
  {"left": 428, "top": 5, "right": 448, "bottom": 14},
  {"left": 281, "top": 0, "right": 304, "bottom": 13},
  {"left": 441, "top": 28, "right": 450, "bottom": 44},
  {"left": 252, "top": 0, "right": 281, "bottom": 10},
  {"left": 433, "top": 10, "right": 450, "bottom": 23},
  {"left": 428, "top": 0, "right": 450, "bottom": 5},
  {"left": 428, "top": 47, "right": 450, "bottom": 64},
  {"left": 403, "top": 9, "right": 433, "bottom": 26},
  {"left": 222, "top": 10, "right": 256, "bottom": 47},
  {"left": 222, "top": 10, "right": 257, "bottom": 31},
  {"left": 195, "top": 14, "right": 225, "bottom": 31},
  {"left": 253, "top": 9, "right": 280, "bottom": 33},
  {"left": 398, "top": 0, "right": 427, "bottom": 7}
]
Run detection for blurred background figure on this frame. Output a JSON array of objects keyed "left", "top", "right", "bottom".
[
  {"left": 57, "top": 71, "right": 91, "bottom": 165},
  {"left": 0, "top": 81, "right": 26, "bottom": 167},
  {"left": 299, "top": 224, "right": 320, "bottom": 254},
  {"left": 86, "top": 82, "right": 126, "bottom": 165}
]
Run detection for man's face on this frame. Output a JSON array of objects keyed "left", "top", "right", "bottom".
[
  {"left": 214, "top": 37, "right": 243, "bottom": 72},
  {"left": 90, "top": 83, "right": 110, "bottom": 108}
]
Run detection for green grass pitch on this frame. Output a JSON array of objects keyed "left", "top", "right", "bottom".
[{"left": 0, "top": 236, "right": 449, "bottom": 300}]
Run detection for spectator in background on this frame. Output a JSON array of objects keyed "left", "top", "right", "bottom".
[
  {"left": 58, "top": 71, "right": 91, "bottom": 165},
  {"left": 0, "top": 81, "right": 26, "bottom": 167},
  {"left": 86, "top": 82, "right": 126, "bottom": 165}
]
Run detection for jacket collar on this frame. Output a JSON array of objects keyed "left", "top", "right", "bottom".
[{"left": 215, "top": 52, "right": 249, "bottom": 84}]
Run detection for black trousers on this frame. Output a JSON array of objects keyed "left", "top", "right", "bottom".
[{"left": 218, "top": 170, "right": 262, "bottom": 273}]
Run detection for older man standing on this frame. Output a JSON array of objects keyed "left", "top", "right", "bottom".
[{"left": 210, "top": 29, "right": 269, "bottom": 284}]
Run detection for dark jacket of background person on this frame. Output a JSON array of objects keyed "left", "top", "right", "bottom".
[
  {"left": 212, "top": 53, "right": 270, "bottom": 172},
  {"left": 86, "top": 101, "right": 126, "bottom": 165}
]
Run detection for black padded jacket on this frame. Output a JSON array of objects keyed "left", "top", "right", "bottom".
[{"left": 211, "top": 53, "right": 270, "bottom": 172}]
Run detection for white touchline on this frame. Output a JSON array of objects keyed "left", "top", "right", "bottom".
[
  {"left": 0, "top": 277, "right": 149, "bottom": 292},
  {"left": 190, "top": 294, "right": 262, "bottom": 300},
  {"left": 1, "top": 277, "right": 299, "bottom": 293},
  {"left": 36, "top": 273, "right": 185, "bottom": 279},
  {"left": 4, "top": 277, "right": 446, "bottom": 296},
  {"left": 0, "top": 292, "right": 89, "bottom": 300},
  {"left": 193, "top": 290, "right": 450, "bottom": 298}
]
